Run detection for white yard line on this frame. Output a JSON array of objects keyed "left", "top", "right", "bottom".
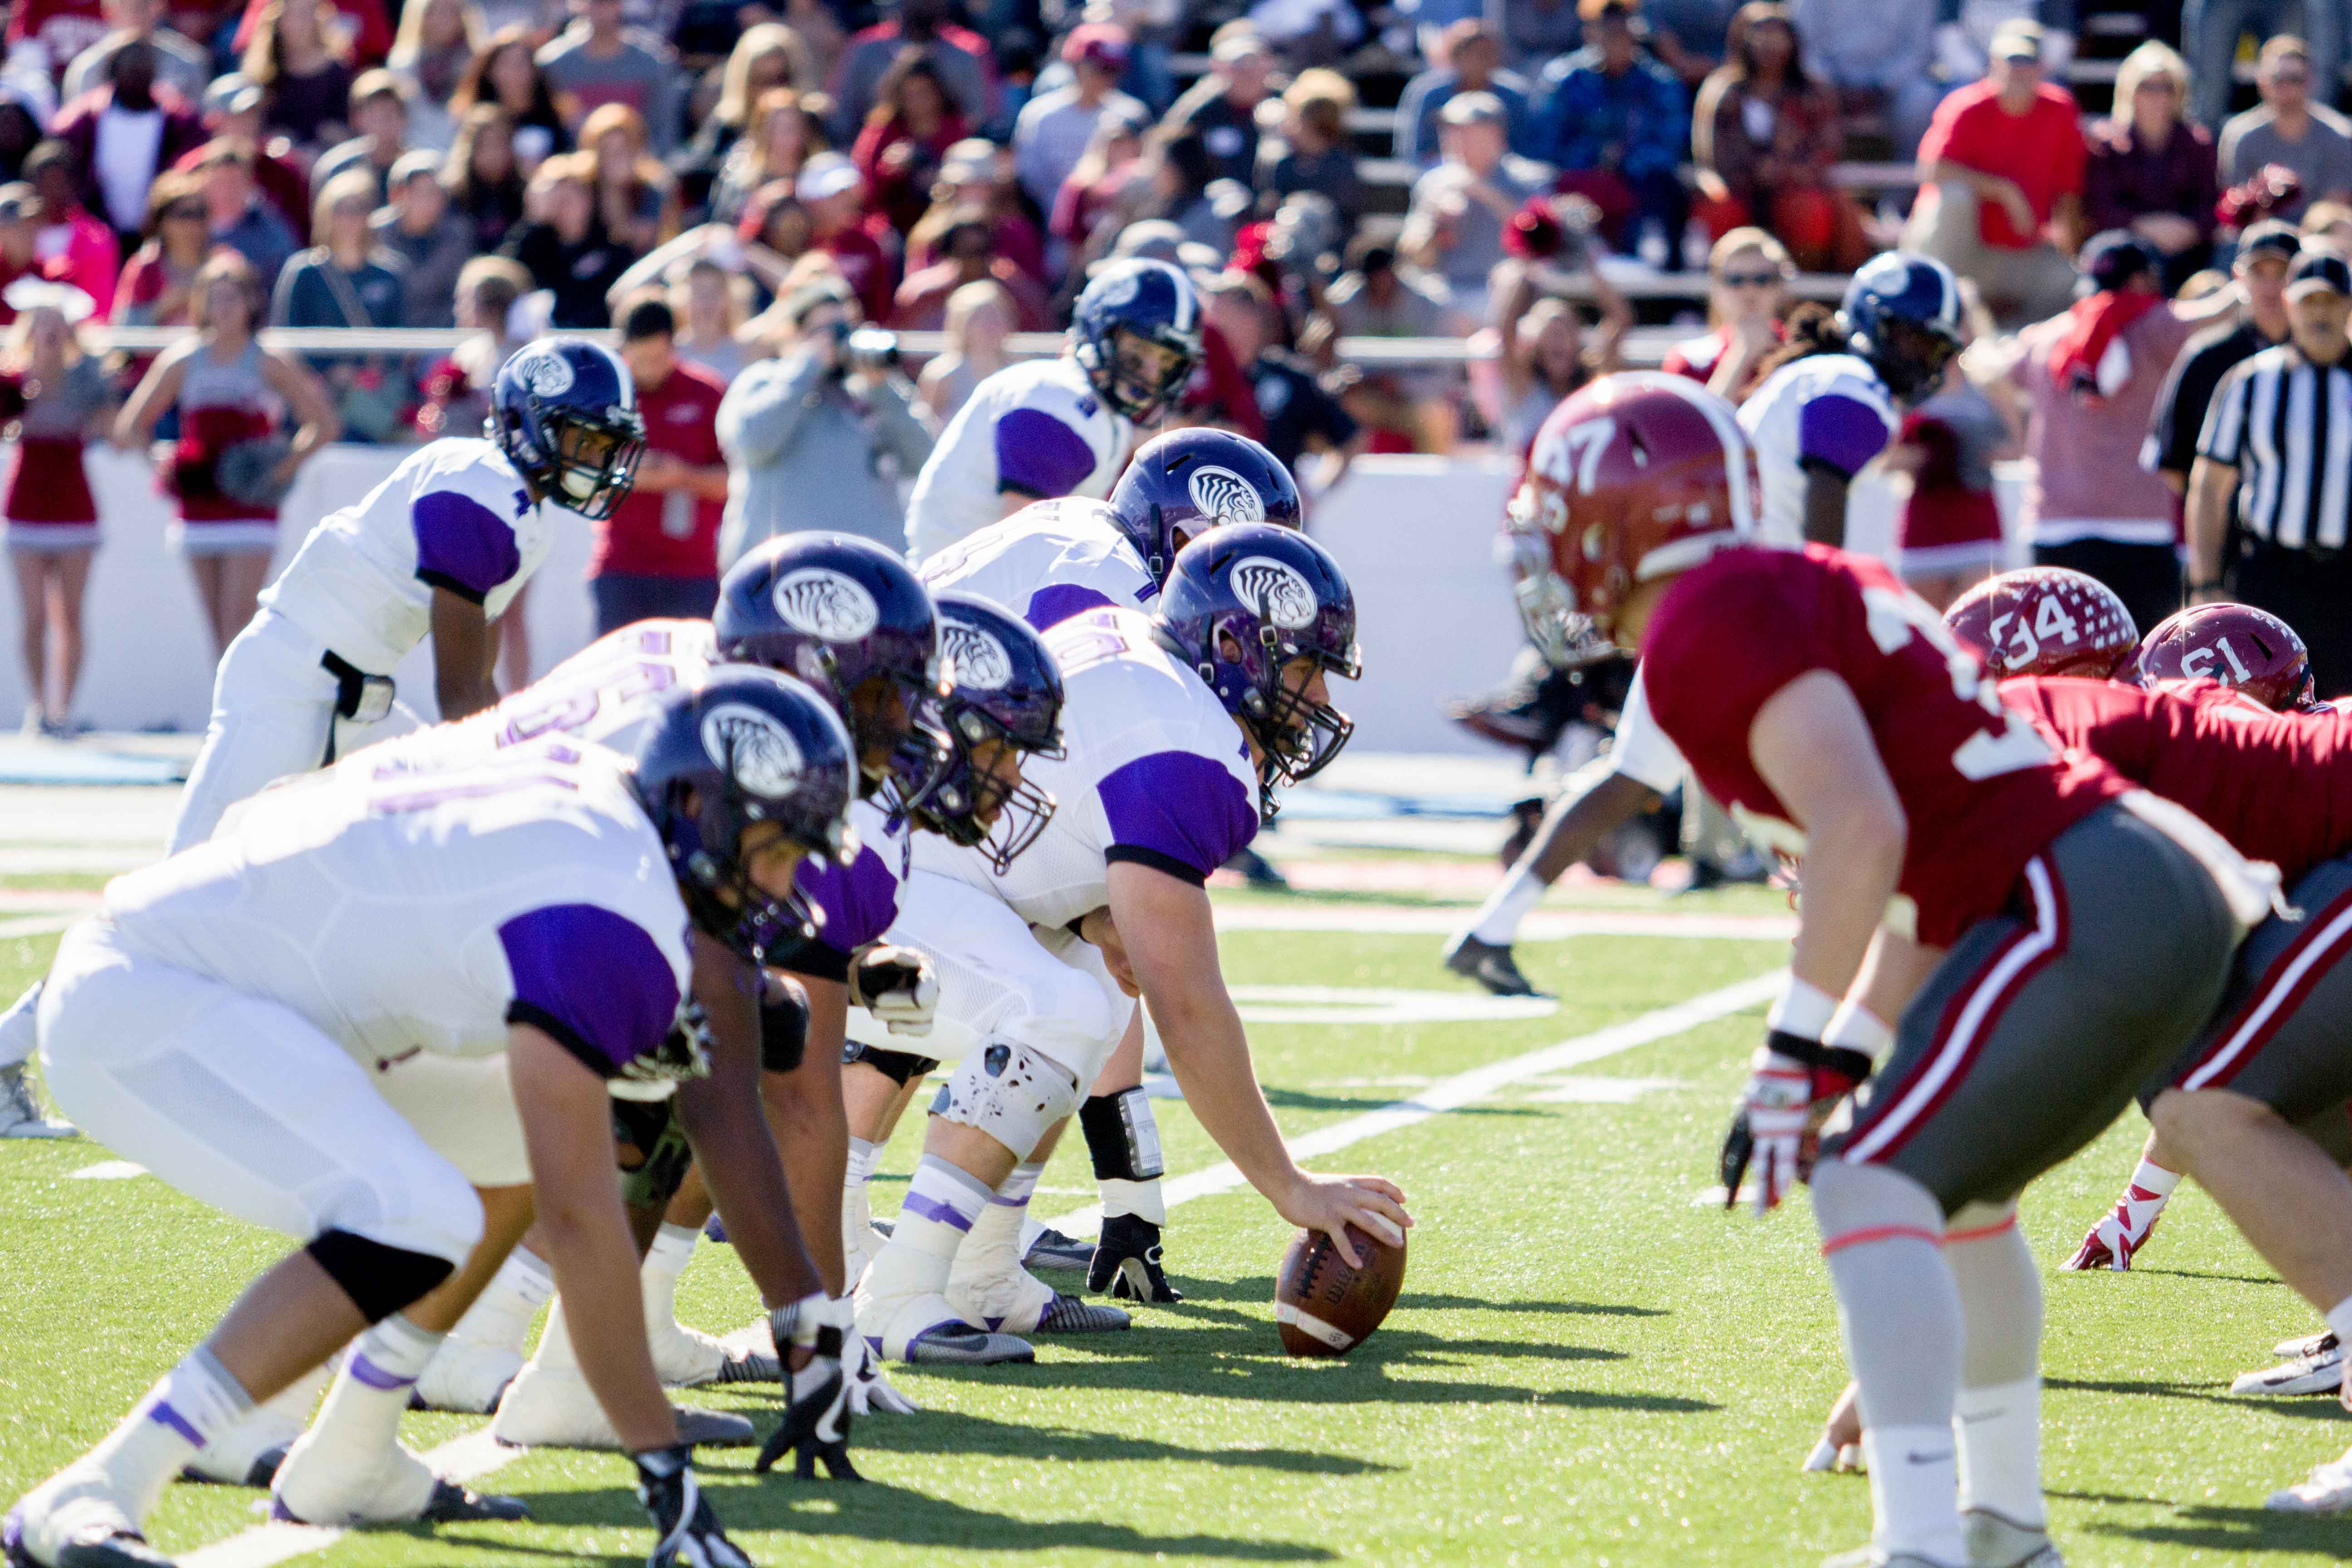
[
  {"left": 0, "top": 914, "right": 76, "bottom": 940},
  {"left": 172, "top": 967, "right": 1784, "bottom": 1568},
  {"left": 1213, "top": 904, "right": 1796, "bottom": 941}
]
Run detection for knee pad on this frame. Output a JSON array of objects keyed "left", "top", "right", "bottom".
[
  {"left": 307, "top": 1229, "right": 457, "bottom": 1323},
  {"left": 843, "top": 1040, "right": 941, "bottom": 1087},
  {"left": 761, "top": 989, "right": 810, "bottom": 1073},
  {"left": 1079, "top": 1088, "right": 1165, "bottom": 1181},
  {"left": 931, "top": 1041, "right": 1079, "bottom": 1161}
]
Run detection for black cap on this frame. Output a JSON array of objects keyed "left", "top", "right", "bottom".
[
  {"left": 2079, "top": 229, "right": 2163, "bottom": 292},
  {"left": 2287, "top": 249, "right": 2352, "bottom": 299},
  {"left": 2240, "top": 220, "right": 2302, "bottom": 261},
  {"left": 619, "top": 296, "right": 676, "bottom": 340}
]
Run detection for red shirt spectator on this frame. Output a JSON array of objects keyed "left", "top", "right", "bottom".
[
  {"left": 1918, "top": 74, "right": 2087, "bottom": 250},
  {"left": 593, "top": 299, "right": 730, "bottom": 631},
  {"left": 797, "top": 151, "right": 899, "bottom": 324},
  {"left": 850, "top": 52, "right": 970, "bottom": 236}
]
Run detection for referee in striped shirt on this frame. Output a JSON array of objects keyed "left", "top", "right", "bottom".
[{"left": 2190, "top": 248, "right": 2352, "bottom": 696}]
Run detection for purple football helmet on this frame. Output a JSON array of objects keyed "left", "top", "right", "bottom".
[
  {"left": 1108, "top": 428, "right": 1302, "bottom": 585},
  {"left": 908, "top": 593, "right": 1067, "bottom": 872}
]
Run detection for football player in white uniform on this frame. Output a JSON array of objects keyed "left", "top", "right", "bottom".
[
  {"left": 901, "top": 260, "right": 1200, "bottom": 565},
  {"left": 853, "top": 525, "right": 1411, "bottom": 1366},
  {"left": 3, "top": 672, "right": 855, "bottom": 1568}
]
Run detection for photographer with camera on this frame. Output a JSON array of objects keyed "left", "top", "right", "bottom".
[{"left": 716, "top": 274, "right": 937, "bottom": 565}]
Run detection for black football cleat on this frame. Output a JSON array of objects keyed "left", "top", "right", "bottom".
[{"left": 1442, "top": 934, "right": 1548, "bottom": 998}]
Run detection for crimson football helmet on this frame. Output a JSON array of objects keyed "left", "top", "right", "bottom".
[
  {"left": 1507, "top": 372, "right": 1757, "bottom": 656},
  {"left": 1941, "top": 567, "right": 2139, "bottom": 679},
  {"left": 2121, "top": 603, "right": 2321, "bottom": 711}
]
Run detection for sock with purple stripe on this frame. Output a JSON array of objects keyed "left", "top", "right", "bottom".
[
  {"left": 883, "top": 1152, "right": 993, "bottom": 1298},
  {"left": 87, "top": 1346, "right": 253, "bottom": 1519},
  {"left": 302, "top": 1314, "right": 443, "bottom": 1470}
]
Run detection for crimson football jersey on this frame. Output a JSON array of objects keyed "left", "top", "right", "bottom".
[
  {"left": 2000, "top": 675, "right": 2352, "bottom": 882},
  {"left": 1642, "top": 545, "right": 2129, "bottom": 947}
]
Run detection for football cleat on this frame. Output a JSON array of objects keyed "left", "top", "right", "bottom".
[
  {"left": 489, "top": 1365, "right": 752, "bottom": 1450},
  {"left": 1964, "top": 1508, "right": 2063, "bottom": 1567},
  {"left": 857, "top": 1284, "right": 1034, "bottom": 1366},
  {"left": 0, "top": 1063, "right": 73, "bottom": 1139},
  {"left": 2269, "top": 1445, "right": 2352, "bottom": 1512},
  {"left": 1022, "top": 1225, "right": 1097, "bottom": 1273},
  {"left": 948, "top": 1247, "right": 1126, "bottom": 1335},
  {"left": 2230, "top": 1338, "right": 2346, "bottom": 1396},
  {"left": 4, "top": 1470, "right": 169, "bottom": 1568},
  {"left": 271, "top": 1439, "right": 526, "bottom": 1526},
  {"left": 2278, "top": 1329, "right": 2337, "bottom": 1360},
  {"left": 649, "top": 1317, "right": 778, "bottom": 1388},
  {"left": 412, "top": 1339, "right": 522, "bottom": 1416},
  {"left": 1034, "top": 1294, "right": 1132, "bottom": 1334},
  {"left": 1441, "top": 934, "right": 1548, "bottom": 999}
]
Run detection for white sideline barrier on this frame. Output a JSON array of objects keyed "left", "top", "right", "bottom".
[{"left": 0, "top": 446, "right": 2028, "bottom": 750}]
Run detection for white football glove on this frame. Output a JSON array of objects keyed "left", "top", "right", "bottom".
[
  {"left": 843, "top": 1319, "right": 921, "bottom": 1415},
  {"left": 849, "top": 946, "right": 937, "bottom": 1038},
  {"left": 1719, "top": 1045, "right": 1813, "bottom": 1217}
]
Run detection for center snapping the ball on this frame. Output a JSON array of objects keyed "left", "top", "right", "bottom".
[{"left": 1274, "top": 1225, "right": 1406, "bottom": 1357}]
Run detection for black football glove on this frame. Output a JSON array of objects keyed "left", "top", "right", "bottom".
[
  {"left": 1087, "top": 1212, "right": 1182, "bottom": 1303},
  {"left": 632, "top": 1444, "right": 751, "bottom": 1568},
  {"left": 753, "top": 1294, "right": 860, "bottom": 1481}
]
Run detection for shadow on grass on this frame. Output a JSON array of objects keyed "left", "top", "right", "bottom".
[
  {"left": 2048, "top": 1376, "right": 2352, "bottom": 1422},
  {"left": 1013, "top": 1316, "right": 1631, "bottom": 1371},
  {"left": 839, "top": 1407, "right": 1398, "bottom": 1473},
  {"left": 2125, "top": 1266, "right": 2282, "bottom": 1288},
  {"left": 2085, "top": 1502, "right": 2352, "bottom": 1556},
  {"left": 1171, "top": 1275, "right": 1667, "bottom": 1319}
]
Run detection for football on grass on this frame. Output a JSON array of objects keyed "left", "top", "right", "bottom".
[{"left": 1275, "top": 1225, "right": 1406, "bottom": 1357}]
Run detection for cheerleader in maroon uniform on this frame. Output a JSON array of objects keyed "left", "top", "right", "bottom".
[{"left": 1, "top": 280, "right": 113, "bottom": 735}]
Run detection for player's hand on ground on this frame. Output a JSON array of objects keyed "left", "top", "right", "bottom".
[
  {"left": 632, "top": 1445, "right": 753, "bottom": 1568},
  {"left": 1278, "top": 1173, "right": 1410, "bottom": 1267},
  {"left": 755, "top": 1294, "right": 861, "bottom": 1480},
  {"left": 844, "top": 1325, "right": 920, "bottom": 1415},
  {"left": 1087, "top": 1211, "right": 1183, "bottom": 1303},
  {"left": 848, "top": 945, "right": 937, "bottom": 1037},
  {"left": 1720, "top": 1046, "right": 1812, "bottom": 1217}
]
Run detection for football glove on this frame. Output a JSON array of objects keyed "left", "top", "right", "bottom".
[
  {"left": 844, "top": 1323, "right": 920, "bottom": 1414},
  {"left": 1086, "top": 1212, "right": 1183, "bottom": 1303},
  {"left": 848, "top": 946, "right": 937, "bottom": 1038},
  {"left": 1719, "top": 1031, "right": 1871, "bottom": 1218},
  {"left": 754, "top": 1294, "right": 860, "bottom": 1480},
  {"left": 632, "top": 1445, "right": 750, "bottom": 1568}
]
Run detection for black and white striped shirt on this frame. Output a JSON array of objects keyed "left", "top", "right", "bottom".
[{"left": 2198, "top": 343, "right": 2352, "bottom": 550}]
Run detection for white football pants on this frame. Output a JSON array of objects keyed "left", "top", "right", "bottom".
[
  {"left": 169, "top": 609, "right": 397, "bottom": 855},
  {"left": 39, "top": 918, "right": 500, "bottom": 1268},
  {"left": 846, "top": 869, "right": 1134, "bottom": 1088}
]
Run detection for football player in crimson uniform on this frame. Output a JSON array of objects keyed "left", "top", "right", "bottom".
[
  {"left": 1519, "top": 372, "right": 2268, "bottom": 1568},
  {"left": 1940, "top": 568, "right": 2142, "bottom": 681}
]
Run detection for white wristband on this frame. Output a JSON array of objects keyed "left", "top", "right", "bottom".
[{"left": 1766, "top": 977, "right": 1839, "bottom": 1041}]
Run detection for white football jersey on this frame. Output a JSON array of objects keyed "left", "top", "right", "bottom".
[
  {"left": 1736, "top": 353, "right": 1899, "bottom": 546},
  {"left": 105, "top": 737, "right": 691, "bottom": 1078},
  {"left": 913, "top": 605, "right": 1259, "bottom": 928},
  {"left": 917, "top": 497, "right": 1158, "bottom": 629},
  {"left": 1606, "top": 664, "right": 1687, "bottom": 795},
  {"left": 260, "top": 437, "right": 558, "bottom": 675},
  {"left": 903, "top": 358, "right": 1133, "bottom": 566}
]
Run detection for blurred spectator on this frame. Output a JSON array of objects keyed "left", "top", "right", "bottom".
[
  {"left": 1, "top": 282, "right": 113, "bottom": 737},
  {"left": 454, "top": 27, "right": 573, "bottom": 173},
  {"left": 1890, "top": 361, "right": 2012, "bottom": 610},
  {"left": 2188, "top": 0, "right": 2340, "bottom": 134},
  {"left": 979, "top": 25, "right": 1039, "bottom": 143},
  {"left": 442, "top": 101, "right": 525, "bottom": 250},
  {"left": 1646, "top": 0, "right": 1740, "bottom": 85},
  {"left": 24, "top": 142, "right": 118, "bottom": 309},
  {"left": 606, "top": 218, "right": 797, "bottom": 325},
  {"left": 1048, "top": 101, "right": 1146, "bottom": 258},
  {"left": 710, "top": 86, "right": 823, "bottom": 226},
  {"left": 384, "top": 0, "right": 479, "bottom": 153},
  {"left": 1321, "top": 234, "right": 1466, "bottom": 451},
  {"left": 909, "top": 136, "right": 1044, "bottom": 280},
  {"left": 536, "top": 0, "right": 681, "bottom": 157},
  {"left": 1485, "top": 192, "right": 1631, "bottom": 364},
  {"left": 853, "top": 48, "right": 970, "bottom": 236},
  {"left": 581, "top": 102, "right": 677, "bottom": 253},
  {"left": 312, "top": 68, "right": 412, "bottom": 199},
  {"left": 180, "top": 74, "right": 306, "bottom": 235},
  {"left": 2219, "top": 36, "right": 2352, "bottom": 225},
  {"left": 0, "top": 189, "right": 41, "bottom": 315},
  {"left": 1691, "top": 1, "right": 1867, "bottom": 272},
  {"left": 595, "top": 295, "right": 728, "bottom": 629},
  {"left": 1906, "top": 20, "right": 2086, "bottom": 328},
  {"left": 1661, "top": 225, "right": 1789, "bottom": 397},
  {"left": 194, "top": 138, "right": 297, "bottom": 286},
  {"left": 1501, "top": 0, "right": 1581, "bottom": 71},
  {"left": 716, "top": 276, "right": 935, "bottom": 562},
  {"left": 1932, "top": 0, "right": 2078, "bottom": 89},
  {"left": 2085, "top": 41, "right": 2216, "bottom": 292},
  {"left": 735, "top": 179, "right": 813, "bottom": 269},
  {"left": 0, "top": 96, "right": 49, "bottom": 187},
  {"left": 1532, "top": 0, "right": 1691, "bottom": 268},
  {"left": 1200, "top": 268, "right": 1357, "bottom": 489},
  {"left": 1145, "top": 128, "right": 1244, "bottom": 257},
  {"left": 829, "top": 0, "right": 995, "bottom": 139},
  {"left": 670, "top": 255, "right": 750, "bottom": 380},
  {"left": 61, "top": 0, "right": 208, "bottom": 106},
  {"left": 411, "top": 252, "right": 525, "bottom": 439},
  {"left": 892, "top": 203, "right": 1047, "bottom": 326},
  {"left": 1163, "top": 24, "right": 1275, "bottom": 184},
  {"left": 232, "top": 0, "right": 391, "bottom": 66},
  {"left": 672, "top": 24, "right": 806, "bottom": 216},
  {"left": 111, "top": 168, "right": 209, "bottom": 323},
  {"left": 795, "top": 148, "right": 893, "bottom": 321},
  {"left": 2143, "top": 218, "right": 2296, "bottom": 495},
  {"left": 1401, "top": 93, "right": 1553, "bottom": 319},
  {"left": 1786, "top": 0, "right": 1939, "bottom": 157},
  {"left": 914, "top": 275, "right": 1012, "bottom": 422},
  {"left": 245, "top": 0, "right": 358, "bottom": 153},
  {"left": 1497, "top": 294, "right": 1597, "bottom": 451},
  {"left": 9, "top": 0, "right": 110, "bottom": 88},
  {"left": 272, "top": 165, "right": 407, "bottom": 441},
  {"left": 371, "top": 148, "right": 469, "bottom": 325},
  {"left": 54, "top": 39, "right": 205, "bottom": 242},
  {"left": 500, "top": 151, "right": 631, "bottom": 325},
  {"left": 1014, "top": 23, "right": 1140, "bottom": 214},
  {"left": 1396, "top": 20, "right": 1533, "bottom": 166},
  {"left": 1255, "top": 69, "right": 1365, "bottom": 232},
  {"left": 1245, "top": 0, "right": 1361, "bottom": 70},
  {"left": 2305, "top": 197, "right": 2352, "bottom": 246}
]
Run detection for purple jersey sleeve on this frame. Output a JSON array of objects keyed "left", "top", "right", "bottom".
[
  {"left": 499, "top": 904, "right": 680, "bottom": 1076},
  {"left": 1024, "top": 582, "right": 1119, "bottom": 630},
  {"left": 413, "top": 489, "right": 524, "bottom": 603},
  {"left": 1098, "top": 750, "right": 1259, "bottom": 884},
  {"left": 792, "top": 843, "right": 903, "bottom": 961},
  {"left": 1797, "top": 392, "right": 1894, "bottom": 480},
  {"left": 995, "top": 407, "right": 1098, "bottom": 499}
]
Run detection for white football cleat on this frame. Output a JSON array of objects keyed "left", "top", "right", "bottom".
[
  {"left": 270, "top": 1437, "right": 525, "bottom": 1525},
  {"left": 412, "top": 1337, "right": 523, "bottom": 1416},
  {"left": 1964, "top": 1508, "right": 2062, "bottom": 1567},
  {"left": 0, "top": 1063, "right": 72, "bottom": 1139},
  {"left": 2278, "top": 1329, "right": 2337, "bottom": 1360},
  {"left": 648, "top": 1316, "right": 779, "bottom": 1388},
  {"left": 4, "top": 1466, "right": 166, "bottom": 1567},
  {"left": 489, "top": 1363, "right": 752, "bottom": 1450},
  {"left": 2230, "top": 1338, "right": 2346, "bottom": 1396},
  {"left": 2269, "top": 1444, "right": 2352, "bottom": 1511}
]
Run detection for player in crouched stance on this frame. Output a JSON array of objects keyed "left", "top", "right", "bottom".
[
  {"left": 1514, "top": 374, "right": 2267, "bottom": 1568},
  {"left": 4, "top": 671, "right": 858, "bottom": 1568},
  {"left": 853, "top": 524, "right": 1411, "bottom": 1366}
]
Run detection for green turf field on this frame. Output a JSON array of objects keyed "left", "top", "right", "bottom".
[{"left": 4, "top": 884, "right": 2350, "bottom": 1567}]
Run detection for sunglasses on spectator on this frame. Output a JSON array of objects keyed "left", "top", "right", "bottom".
[{"left": 1719, "top": 270, "right": 1780, "bottom": 287}]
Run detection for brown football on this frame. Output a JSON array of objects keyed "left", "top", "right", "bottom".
[{"left": 1274, "top": 1225, "right": 1406, "bottom": 1357}]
